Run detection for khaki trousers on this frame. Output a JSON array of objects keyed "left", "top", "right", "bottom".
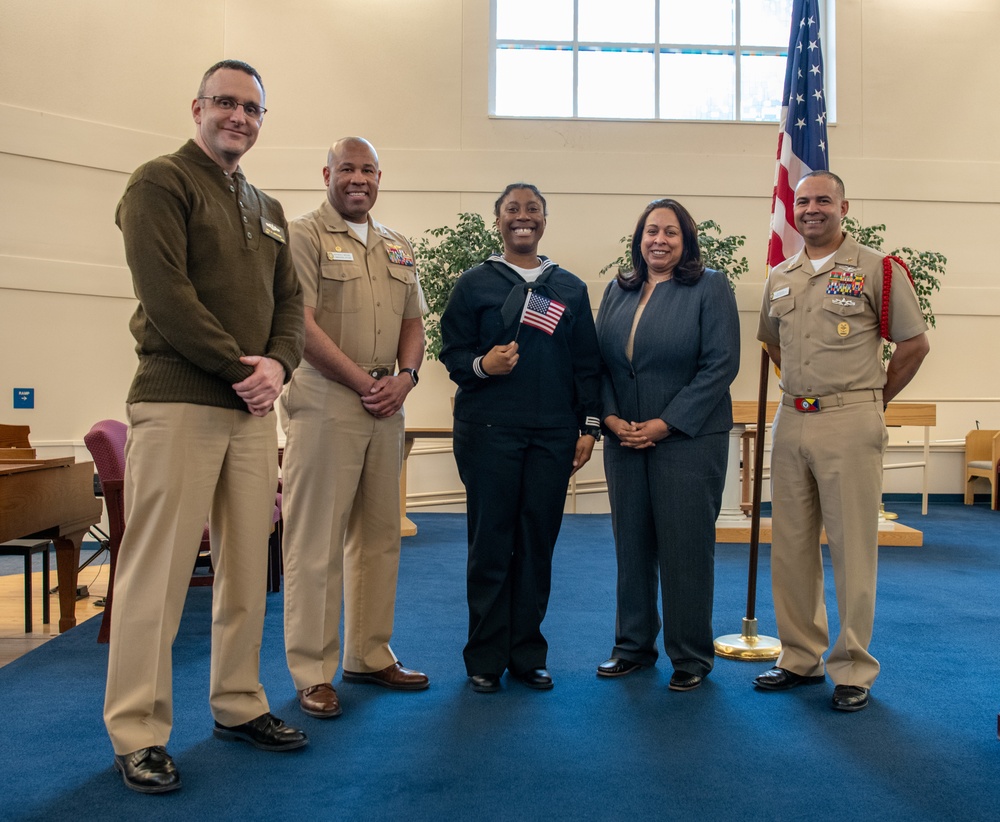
[
  {"left": 280, "top": 368, "right": 402, "bottom": 690},
  {"left": 769, "top": 400, "right": 887, "bottom": 689},
  {"left": 104, "top": 402, "right": 277, "bottom": 755}
]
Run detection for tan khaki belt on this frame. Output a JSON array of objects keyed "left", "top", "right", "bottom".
[{"left": 782, "top": 388, "right": 883, "bottom": 413}]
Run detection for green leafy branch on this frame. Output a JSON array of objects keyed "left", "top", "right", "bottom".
[
  {"left": 842, "top": 216, "right": 945, "bottom": 361},
  {"left": 413, "top": 212, "right": 502, "bottom": 360}
]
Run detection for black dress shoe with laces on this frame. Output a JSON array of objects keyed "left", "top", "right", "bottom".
[
  {"left": 753, "top": 666, "right": 826, "bottom": 691},
  {"left": 597, "top": 657, "right": 644, "bottom": 678},
  {"left": 668, "top": 670, "right": 703, "bottom": 691},
  {"left": 469, "top": 673, "right": 501, "bottom": 693},
  {"left": 515, "top": 668, "right": 554, "bottom": 690},
  {"left": 832, "top": 685, "right": 870, "bottom": 712},
  {"left": 213, "top": 712, "right": 309, "bottom": 751},
  {"left": 113, "top": 746, "right": 181, "bottom": 794}
]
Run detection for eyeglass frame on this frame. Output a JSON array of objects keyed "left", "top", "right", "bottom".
[{"left": 197, "top": 95, "right": 267, "bottom": 120}]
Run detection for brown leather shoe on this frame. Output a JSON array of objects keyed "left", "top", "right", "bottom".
[
  {"left": 298, "top": 683, "right": 342, "bottom": 718},
  {"left": 342, "top": 661, "right": 429, "bottom": 691}
]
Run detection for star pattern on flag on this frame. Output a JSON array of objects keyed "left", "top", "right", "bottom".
[
  {"left": 767, "top": 0, "right": 830, "bottom": 268},
  {"left": 519, "top": 290, "right": 566, "bottom": 336},
  {"left": 788, "top": 10, "right": 830, "bottom": 172}
]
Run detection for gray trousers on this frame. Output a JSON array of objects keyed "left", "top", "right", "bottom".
[{"left": 604, "top": 431, "right": 727, "bottom": 676}]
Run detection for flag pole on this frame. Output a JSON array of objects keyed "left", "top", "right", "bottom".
[
  {"left": 715, "top": 0, "right": 829, "bottom": 661},
  {"left": 512, "top": 289, "right": 532, "bottom": 344},
  {"left": 714, "top": 345, "right": 781, "bottom": 660}
]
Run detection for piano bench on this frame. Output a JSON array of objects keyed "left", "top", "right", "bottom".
[{"left": 0, "top": 539, "right": 52, "bottom": 633}]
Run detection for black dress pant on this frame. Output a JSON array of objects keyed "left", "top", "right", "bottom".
[{"left": 453, "top": 420, "right": 577, "bottom": 676}]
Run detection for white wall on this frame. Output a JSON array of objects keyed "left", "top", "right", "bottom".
[{"left": 2, "top": 0, "right": 998, "bottom": 507}]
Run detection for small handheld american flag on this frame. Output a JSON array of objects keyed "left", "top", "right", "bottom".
[{"left": 518, "top": 290, "right": 566, "bottom": 336}]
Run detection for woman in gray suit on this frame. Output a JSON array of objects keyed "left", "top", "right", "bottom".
[{"left": 595, "top": 198, "right": 740, "bottom": 691}]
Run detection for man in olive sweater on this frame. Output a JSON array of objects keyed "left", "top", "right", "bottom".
[{"left": 104, "top": 60, "right": 306, "bottom": 794}]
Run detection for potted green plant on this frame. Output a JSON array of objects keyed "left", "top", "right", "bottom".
[
  {"left": 413, "top": 212, "right": 502, "bottom": 360},
  {"left": 842, "top": 217, "right": 946, "bottom": 362}
]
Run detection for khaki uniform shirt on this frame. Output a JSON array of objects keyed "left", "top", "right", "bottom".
[
  {"left": 289, "top": 198, "right": 424, "bottom": 368},
  {"left": 757, "top": 233, "right": 926, "bottom": 397}
]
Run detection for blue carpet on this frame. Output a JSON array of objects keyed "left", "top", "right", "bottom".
[{"left": 2, "top": 503, "right": 999, "bottom": 821}]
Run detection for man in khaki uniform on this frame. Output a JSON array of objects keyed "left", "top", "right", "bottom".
[
  {"left": 754, "top": 171, "right": 929, "bottom": 712},
  {"left": 280, "top": 137, "right": 428, "bottom": 719}
]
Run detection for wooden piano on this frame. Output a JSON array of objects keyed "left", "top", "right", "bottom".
[{"left": 1, "top": 425, "right": 103, "bottom": 632}]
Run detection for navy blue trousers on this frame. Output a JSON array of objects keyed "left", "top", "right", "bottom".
[{"left": 453, "top": 420, "right": 577, "bottom": 677}]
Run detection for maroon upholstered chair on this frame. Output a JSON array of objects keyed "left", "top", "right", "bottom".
[{"left": 83, "top": 420, "right": 283, "bottom": 643}]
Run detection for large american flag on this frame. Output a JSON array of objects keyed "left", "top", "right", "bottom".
[
  {"left": 519, "top": 290, "right": 566, "bottom": 336},
  {"left": 767, "top": 0, "right": 830, "bottom": 269}
]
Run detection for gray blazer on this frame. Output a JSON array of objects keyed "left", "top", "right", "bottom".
[{"left": 595, "top": 269, "right": 740, "bottom": 439}]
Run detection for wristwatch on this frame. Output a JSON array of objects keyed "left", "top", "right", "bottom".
[
  {"left": 399, "top": 367, "right": 419, "bottom": 386},
  {"left": 582, "top": 425, "right": 602, "bottom": 442}
]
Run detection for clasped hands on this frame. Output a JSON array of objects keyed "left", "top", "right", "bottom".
[
  {"left": 605, "top": 414, "right": 670, "bottom": 449},
  {"left": 361, "top": 373, "right": 412, "bottom": 419},
  {"left": 233, "top": 355, "right": 285, "bottom": 417}
]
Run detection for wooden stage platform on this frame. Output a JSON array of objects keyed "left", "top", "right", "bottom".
[{"left": 715, "top": 518, "right": 923, "bottom": 547}]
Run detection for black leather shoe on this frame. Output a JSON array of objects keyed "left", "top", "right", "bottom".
[
  {"left": 597, "top": 657, "right": 644, "bottom": 678},
  {"left": 515, "top": 668, "right": 554, "bottom": 690},
  {"left": 753, "top": 666, "right": 826, "bottom": 691},
  {"left": 832, "top": 685, "right": 870, "bottom": 712},
  {"left": 668, "top": 670, "right": 703, "bottom": 691},
  {"left": 213, "top": 712, "right": 309, "bottom": 751},
  {"left": 113, "top": 746, "right": 181, "bottom": 794},
  {"left": 469, "top": 673, "right": 501, "bottom": 693}
]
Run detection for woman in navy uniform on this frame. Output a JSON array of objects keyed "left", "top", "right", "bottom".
[{"left": 441, "top": 183, "right": 601, "bottom": 693}]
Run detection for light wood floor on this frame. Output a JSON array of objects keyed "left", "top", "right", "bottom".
[{"left": 0, "top": 560, "right": 109, "bottom": 668}]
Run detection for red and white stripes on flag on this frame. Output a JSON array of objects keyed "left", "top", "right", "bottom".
[
  {"left": 519, "top": 290, "right": 566, "bottom": 336},
  {"left": 768, "top": 0, "right": 830, "bottom": 269}
]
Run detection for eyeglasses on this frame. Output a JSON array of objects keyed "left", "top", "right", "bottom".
[{"left": 198, "top": 96, "right": 267, "bottom": 120}]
